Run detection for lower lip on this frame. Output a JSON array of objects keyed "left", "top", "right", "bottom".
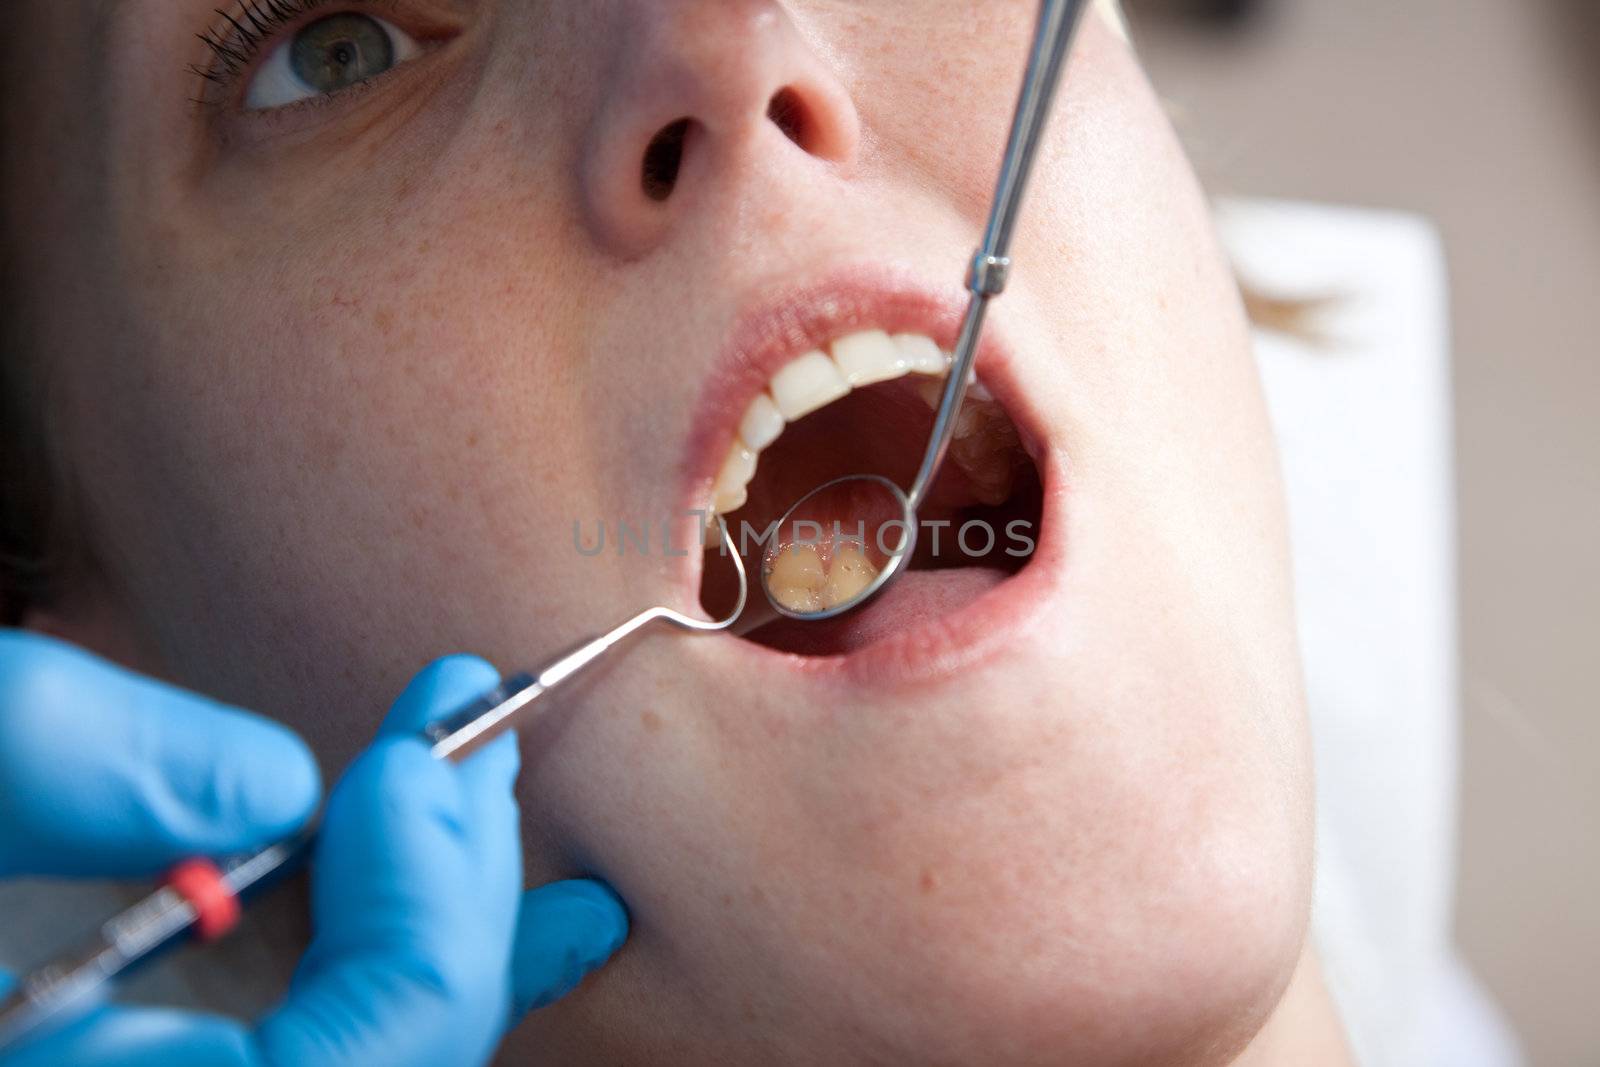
[{"left": 712, "top": 449, "right": 1068, "bottom": 690}]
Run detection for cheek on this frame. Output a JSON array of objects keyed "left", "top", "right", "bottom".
[
  {"left": 74, "top": 137, "right": 675, "bottom": 756},
  {"left": 845, "top": 5, "right": 1035, "bottom": 218}
]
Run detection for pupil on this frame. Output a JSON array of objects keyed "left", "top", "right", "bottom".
[{"left": 290, "top": 14, "right": 395, "bottom": 93}]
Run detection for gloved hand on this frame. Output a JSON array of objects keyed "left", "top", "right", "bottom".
[{"left": 0, "top": 632, "right": 627, "bottom": 1066}]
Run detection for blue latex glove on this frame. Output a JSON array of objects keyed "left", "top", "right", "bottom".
[{"left": 0, "top": 632, "right": 627, "bottom": 1066}]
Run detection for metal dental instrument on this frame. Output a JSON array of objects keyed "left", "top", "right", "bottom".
[
  {"left": 0, "top": 519, "right": 748, "bottom": 1055},
  {"left": 760, "top": 0, "right": 1090, "bottom": 621}
]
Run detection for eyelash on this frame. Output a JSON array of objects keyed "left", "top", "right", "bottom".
[
  {"left": 189, "top": 0, "right": 328, "bottom": 90},
  {"left": 187, "top": 0, "right": 403, "bottom": 102}
]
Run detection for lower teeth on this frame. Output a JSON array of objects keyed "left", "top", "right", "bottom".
[{"left": 764, "top": 542, "right": 880, "bottom": 614}]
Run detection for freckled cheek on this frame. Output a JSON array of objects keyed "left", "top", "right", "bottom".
[{"left": 115, "top": 284, "right": 595, "bottom": 649}]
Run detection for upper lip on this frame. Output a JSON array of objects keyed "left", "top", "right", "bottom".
[{"left": 674, "top": 262, "right": 1069, "bottom": 687}]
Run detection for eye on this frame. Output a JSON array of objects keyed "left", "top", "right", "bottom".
[{"left": 245, "top": 13, "right": 423, "bottom": 111}]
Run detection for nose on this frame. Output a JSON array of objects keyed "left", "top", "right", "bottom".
[{"left": 581, "top": 1, "right": 861, "bottom": 256}]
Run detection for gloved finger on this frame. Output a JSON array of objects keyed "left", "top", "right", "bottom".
[
  {"left": 376, "top": 654, "right": 501, "bottom": 738},
  {"left": 1, "top": 660, "right": 527, "bottom": 1067},
  {"left": 376, "top": 654, "right": 520, "bottom": 792},
  {"left": 0, "top": 632, "right": 320, "bottom": 878},
  {"left": 380, "top": 657, "right": 628, "bottom": 1021},
  {"left": 376, "top": 655, "right": 521, "bottom": 885},
  {"left": 0, "top": 1002, "right": 256, "bottom": 1067},
  {"left": 251, "top": 678, "right": 524, "bottom": 1065},
  {"left": 509, "top": 880, "right": 630, "bottom": 1020}
]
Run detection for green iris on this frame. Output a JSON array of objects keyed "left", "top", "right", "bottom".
[{"left": 289, "top": 14, "right": 395, "bottom": 94}]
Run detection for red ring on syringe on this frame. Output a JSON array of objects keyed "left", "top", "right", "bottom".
[{"left": 163, "top": 858, "right": 242, "bottom": 942}]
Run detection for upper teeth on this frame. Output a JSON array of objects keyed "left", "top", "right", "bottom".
[{"left": 711, "top": 331, "right": 954, "bottom": 516}]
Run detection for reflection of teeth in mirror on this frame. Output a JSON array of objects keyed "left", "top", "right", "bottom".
[
  {"left": 765, "top": 541, "right": 884, "bottom": 614},
  {"left": 708, "top": 331, "right": 958, "bottom": 518},
  {"left": 766, "top": 542, "right": 825, "bottom": 614},
  {"left": 821, "top": 543, "right": 877, "bottom": 606}
]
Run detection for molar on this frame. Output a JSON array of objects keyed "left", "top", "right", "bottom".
[
  {"left": 766, "top": 543, "right": 826, "bottom": 613},
  {"left": 822, "top": 543, "right": 878, "bottom": 605},
  {"left": 765, "top": 542, "right": 881, "bottom": 614}
]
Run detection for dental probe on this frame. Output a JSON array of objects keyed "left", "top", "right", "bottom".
[
  {"left": 758, "top": 0, "right": 1092, "bottom": 620},
  {"left": 0, "top": 520, "right": 748, "bottom": 1055}
]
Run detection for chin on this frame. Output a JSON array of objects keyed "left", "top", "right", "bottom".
[
  {"left": 509, "top": 582, "right": 1313, "bottom": 1065},
  {"left": 513, "top": 723, "right": 1311, "bottom": 1065}
]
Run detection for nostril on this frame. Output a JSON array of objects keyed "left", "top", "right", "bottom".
[
  {"left": 766, "top": 87, "right": 811, "bottom": 151},
  {"left": 641, "top": 118, "right": 692, "bottom": 202}
]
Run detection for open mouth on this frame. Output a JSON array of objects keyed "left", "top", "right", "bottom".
[{"left": 698, "top": 328, "right": 1045, "bottom": 658}]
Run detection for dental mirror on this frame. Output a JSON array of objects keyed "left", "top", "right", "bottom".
[
  {"left": 758, "top": 0, "right": 1089, "bottom": 621},
  {"left": 761, "top": 474, "right": 915, "bottom": 621}
]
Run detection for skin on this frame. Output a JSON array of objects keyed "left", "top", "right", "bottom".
[{"left": 4, "top": 1, "right": 1353, "bottom": 1063}]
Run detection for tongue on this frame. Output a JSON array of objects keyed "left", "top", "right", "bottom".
[{"left": 742, "top": 566, "right": 1006, "bottom": 657}]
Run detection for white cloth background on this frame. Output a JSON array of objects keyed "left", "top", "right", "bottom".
[{"left": 1218, "top": 198, "right": 1524, "bottom": 1067}]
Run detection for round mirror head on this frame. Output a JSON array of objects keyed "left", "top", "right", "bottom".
[{"left": 759, "top": 474, "right": 917, "bottom": 621}]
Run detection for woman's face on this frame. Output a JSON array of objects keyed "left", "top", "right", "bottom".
[{"left": 12, "top": 1, "right": 1313, "bottom": 1062}]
